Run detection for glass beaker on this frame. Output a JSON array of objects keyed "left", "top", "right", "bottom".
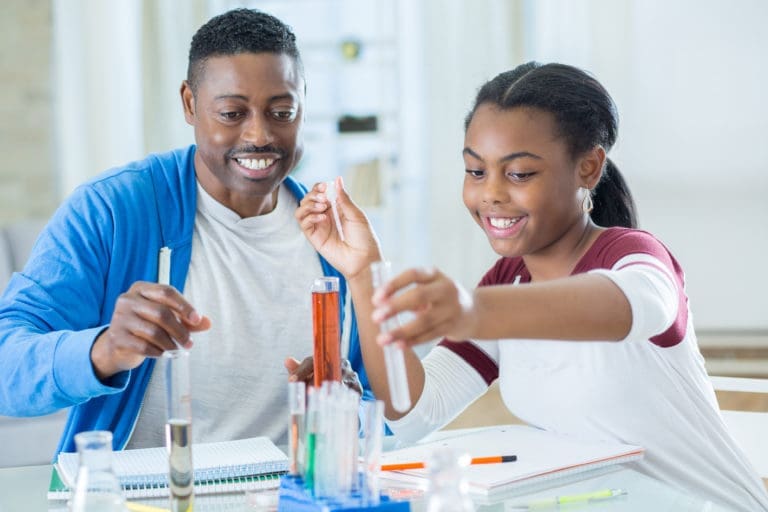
[{"left": 69, "top": 430, "right": 127, "bottom": 512}]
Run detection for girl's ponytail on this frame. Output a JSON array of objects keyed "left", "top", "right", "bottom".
[{"left": 591, "top": 158, "right": 637, "bottom": 229}]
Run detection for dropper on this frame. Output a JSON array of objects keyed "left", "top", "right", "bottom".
[{"left": 325, "top": 179, "right": 345, "bottom": 242}]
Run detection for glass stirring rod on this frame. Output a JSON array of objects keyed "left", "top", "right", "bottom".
[{"left": 370, "top": 261, "right": 412, "bottom": 413}]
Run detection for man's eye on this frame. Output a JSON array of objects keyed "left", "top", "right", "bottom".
[
  {"left": 273, "top": 110, "right": 297, "bottom": 121},
  {"left": 465, "top": 169, "right": 484, "bottom": 178},
  {"left": 220, "top": 112, "right": 243, "bottom": 121}
]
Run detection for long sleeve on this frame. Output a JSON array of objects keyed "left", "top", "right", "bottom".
[
  {"left": 0, "top": 186, "right": 128, "bottom": 416},
  {"left": 385, "top": 344, "right": 492, "bottom": 443}
]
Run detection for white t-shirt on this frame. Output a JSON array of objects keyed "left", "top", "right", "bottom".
[
  {"left": 127, "top": 182, "right": 322, "bottom": 448},
  {"left": 388, "top": 228, "right": 768, "bottom": 512}
]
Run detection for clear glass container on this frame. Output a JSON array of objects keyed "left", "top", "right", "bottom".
[
  {"left": 424, "top": 447, "right": 475, "bottom": 512},
  {"left": 69, "top": 430, "right": 128, "bottom": 512}
]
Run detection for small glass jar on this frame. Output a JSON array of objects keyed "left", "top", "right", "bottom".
[
  {"left": 424, "top": 447, "right": 475, "bottom": 512},
  {"left": 70, "top": 430, "right": 127, "bottom": 512}
]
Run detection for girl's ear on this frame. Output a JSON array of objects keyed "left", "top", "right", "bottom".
[{"left": 578, "top": 145, "right": 607, "bottom": 189}]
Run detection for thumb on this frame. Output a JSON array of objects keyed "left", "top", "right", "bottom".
[{"left": 284, "top": 357, "right": 301, "bottom": 373}]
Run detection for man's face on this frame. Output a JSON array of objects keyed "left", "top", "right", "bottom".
[{"left": 181, "top": 52, "right": 304, "bottom": 217}]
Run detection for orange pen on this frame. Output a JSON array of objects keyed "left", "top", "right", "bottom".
[{"left": 381, "top": 455, "right": 517, "bottom": 471}]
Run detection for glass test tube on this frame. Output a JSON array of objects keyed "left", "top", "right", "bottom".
[
  {"left": 370, "top": 261, "right": 412, "bottom": 412},
  {"left": 163, "top": 350, "right": 194, "bottom": 512},
  {"left": 311, "top": 277, "right": 342, "bottom": 387},
  {"left": 304, "top": 386, "right": 318, "bottom": 491},
  {"left": 361, "top": 400, "right": 385, "bottom": 505},
  {"left": 288, "top": 380, "right": 306, "bottom": 475}
]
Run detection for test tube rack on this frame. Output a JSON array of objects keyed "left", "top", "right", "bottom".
[{"left": 277, "top": 475, "right": 410, "bottom": 512}]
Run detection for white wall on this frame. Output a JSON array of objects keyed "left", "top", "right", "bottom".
[
  {"left": 49, "top": 0, "right": 768, "bottom": 330},
  {"left": 521, "top": 0, "right": 768, "bottom": 329}
]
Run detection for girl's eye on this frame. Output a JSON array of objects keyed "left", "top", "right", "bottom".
[
  {"left": 508, "top": 172, "right": 534, "bottom": 181},
  {"left": 465, "top": 169, "right": 485, "bottom": 178}
]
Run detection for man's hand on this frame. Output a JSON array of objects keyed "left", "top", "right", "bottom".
[
  {"left": 285, "top": 356, "right": 363, "bottom": 395},
  {"left": 91, "top": 282, "right": 211, "bottom": 380}
]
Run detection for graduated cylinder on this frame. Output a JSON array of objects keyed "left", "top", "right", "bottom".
[{"left": 311, "top": 277, "right": 342, "bottom": 386}]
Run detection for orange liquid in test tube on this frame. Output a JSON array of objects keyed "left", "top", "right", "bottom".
[{"left": 312, "top": 277, "right": 342, "bottom": 386}]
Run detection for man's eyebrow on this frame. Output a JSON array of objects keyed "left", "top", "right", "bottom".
[
  {"left": 212, "top": 93, "right": 299, "bottom": 102},
  {"left": 463, "top": 147, "right": 543, "bottom": 162}
]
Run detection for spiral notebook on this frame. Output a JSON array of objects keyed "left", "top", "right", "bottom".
[
  {"left": 48, "top": 436, "right": 288, "bottom": 500},
  {"left": 380, "top": 425, "right": 644, "bottom": 496}
]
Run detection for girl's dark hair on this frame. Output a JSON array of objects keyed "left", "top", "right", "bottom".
[{"left": 465, "top": 62, "right": 637, "bottom": 228}]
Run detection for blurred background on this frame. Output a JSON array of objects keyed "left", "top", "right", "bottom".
[{"left": 1, "top": 0, "right": 767, "bottom": 465}]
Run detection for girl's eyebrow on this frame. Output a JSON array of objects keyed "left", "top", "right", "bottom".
[{"left": 463, "top": 147, "right": 543, "bottom": 162}]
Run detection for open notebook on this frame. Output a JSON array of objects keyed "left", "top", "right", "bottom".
[
  {"left": 380, "top": 425, "right": 644, "bottom": 496},
  {"left": 48, "top": 436, "right": 288, "bottom": 500}
]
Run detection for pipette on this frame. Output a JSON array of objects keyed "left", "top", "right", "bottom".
[
  {"left": 325, "top": 180, "right": 345, "bottom": 242},
  {"left": 370, "top": 261, "right": 412, "bottom": 413}
]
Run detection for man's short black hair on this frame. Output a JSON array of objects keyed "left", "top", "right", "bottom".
[{"left": 187, "top": 8, "right": 303, "bottom": 94}]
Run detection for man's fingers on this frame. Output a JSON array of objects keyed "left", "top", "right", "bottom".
[{"left": 133, "top": 282, "right": 202, "bottom": 327}]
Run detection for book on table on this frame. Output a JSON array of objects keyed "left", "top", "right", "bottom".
[
  {"left": 48, "top": 436, "right": 288, "bottom": 500},
  {"left": 379, "top": 424, "right": 644, "bottom": 496}
]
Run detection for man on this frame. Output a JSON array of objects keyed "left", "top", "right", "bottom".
[{"left": 0, "top": 8, "right": 370, "bottom": 454}]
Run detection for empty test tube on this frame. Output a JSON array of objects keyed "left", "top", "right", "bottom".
[{"left": 370, "top": 261, "right": 412, "bottom": 413}]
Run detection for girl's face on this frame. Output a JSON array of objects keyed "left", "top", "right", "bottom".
[{"left": 462, "top": 104, "right": 587, "bottom": 260}]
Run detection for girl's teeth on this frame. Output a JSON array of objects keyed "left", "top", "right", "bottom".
[
  {"left": 237, "top": 158, "right": 274, "bottom": 170},
  {"left": 489, "top": 217, "right": 518, "bottom": 229}
]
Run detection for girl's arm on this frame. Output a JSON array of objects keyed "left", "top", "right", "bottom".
[
  {"left": 373, "top": 262, "right": 677, "bottom": 347},
  {"left": 294, "top": 178, "right": 425, "bottom": 420}
]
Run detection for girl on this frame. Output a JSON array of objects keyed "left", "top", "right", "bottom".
[{"left": 296, "top": 62, "right": 768, "bottom": 511}]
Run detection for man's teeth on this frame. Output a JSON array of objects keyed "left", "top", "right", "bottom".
[
  {"left": 489, "top": 217, "right": 518, "bottom": 229},
  {"left": 236, "top": 158, "right": 275, "bottom": 170}
]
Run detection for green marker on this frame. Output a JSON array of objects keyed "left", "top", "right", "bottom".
[{"left": 510, "top": 488, "right": 627, "bottom": 510}]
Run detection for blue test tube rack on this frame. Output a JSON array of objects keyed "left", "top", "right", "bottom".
[{"left": 277, "top": 474, "right": 410, "bottom": 512}]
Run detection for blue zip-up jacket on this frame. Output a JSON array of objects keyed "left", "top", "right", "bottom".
[{"left": 0, "top": 145, "right": 371, "bottom": 456}]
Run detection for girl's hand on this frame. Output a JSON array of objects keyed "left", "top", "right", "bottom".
[
  {"left": 371, "top": 267, "right": 478, "bottom": 347},
  {"left": 295, "top": 177, "right": 382, "bottom": 281}
]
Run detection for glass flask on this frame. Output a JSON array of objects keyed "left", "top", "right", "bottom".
[
  {"left": 424, "top": 447, "right": 475, "bottom": 512},
  {"left": 70, "top": 430, "right": 128, "bottom": 512}
]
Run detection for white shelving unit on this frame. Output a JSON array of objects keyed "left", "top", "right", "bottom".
[{"left": 221, "top": 0, "right": 428, "bottom": 268}]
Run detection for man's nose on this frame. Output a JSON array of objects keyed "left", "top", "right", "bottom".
[{"left": 242, "top": 113, "right": 274, "bottom": 146}]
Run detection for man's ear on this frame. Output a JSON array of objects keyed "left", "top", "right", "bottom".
[
  {"left": 579, "top": 145, "right": 607, "bottom": 189},
  {"left": 180, "top": 80, "right": 195, "bottom": 125}
]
